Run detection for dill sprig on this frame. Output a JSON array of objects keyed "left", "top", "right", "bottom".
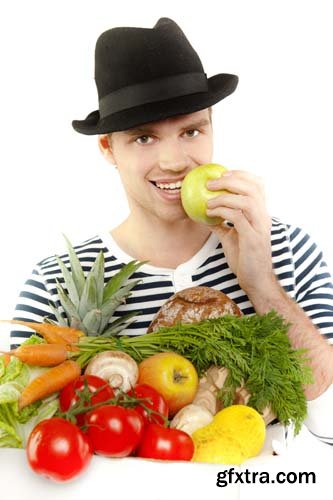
[{"left": 73, "top": 310, "right": 313, "bottom": 435}]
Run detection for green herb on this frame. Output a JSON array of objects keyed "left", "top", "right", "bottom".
[{"left": 73, "top": 310, "right": 313, "bottom": 435}]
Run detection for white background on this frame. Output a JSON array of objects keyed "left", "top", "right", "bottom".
[
  {"left": 0, "top": 0, "right": 332, "bottom": 493},
  {"left": 0, "top": 0, "right": 332, "bottom": 349}
]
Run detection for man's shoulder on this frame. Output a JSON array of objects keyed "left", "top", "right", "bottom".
[
  {"left": 270, "top": 216, "right": 314, "bottom": 244},
  {"left": 270, "top": 216, "right": 303, "bottom": 240},
  {"left": 35, "top": 234, "right": 107, "bottom": 272},
  {"left": 271, "top": 216, "right": 290, "bottom": 230}
]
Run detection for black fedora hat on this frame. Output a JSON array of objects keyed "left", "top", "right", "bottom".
[{"left": 72, "top": 17, "right": 238, "bottom": 135}]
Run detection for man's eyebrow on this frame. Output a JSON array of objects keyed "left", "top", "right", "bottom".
[{"left": 123, "top": 118, "right": 210, "bottom": 136}]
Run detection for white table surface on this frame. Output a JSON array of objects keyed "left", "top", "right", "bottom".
[{"left": 0, "top": 423, "right": 332, "bottom": 500}]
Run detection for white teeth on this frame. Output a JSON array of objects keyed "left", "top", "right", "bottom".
[{"left": 155, "top": 180, "right": 182, "bottom": 189}]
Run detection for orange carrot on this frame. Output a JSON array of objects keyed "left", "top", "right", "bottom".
[
  {"left": 0, "top": 320, "right": 84, "bottom": 345},
  {"left": 18, "top": 359, "right": 81, "bottom": 410},
  {"left": 0, "top": 353, "right": 11, "bottom": 366},
  {"left": 2, "top": 343, "right": 69, "bottom": 366}
]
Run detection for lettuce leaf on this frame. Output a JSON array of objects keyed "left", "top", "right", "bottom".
[
  {"left": 0, "top": 420, "right": 22, "bottom": 448},
  {"left": 0, "top": 397, "right": 59, "bottom": 448},
  {"left": 0, "top": 338, "right": 59, "bottom": 448}
]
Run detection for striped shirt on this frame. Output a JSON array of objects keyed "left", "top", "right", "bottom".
[
  {"left": 10, "top": 216, "right": 333, "bottom": 445},
  {"left": 10, "top": 216, "right": 333, "bottom": 347}
]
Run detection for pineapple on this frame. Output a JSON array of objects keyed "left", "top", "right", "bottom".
[{"left": 45, "top": 234, "right": 145, "bottom": 337}]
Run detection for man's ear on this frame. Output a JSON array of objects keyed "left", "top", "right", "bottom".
[{"left": 98, "top": 135, "right": 116, "bottom": 165}]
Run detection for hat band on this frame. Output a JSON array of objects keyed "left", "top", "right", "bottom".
[{"left": 99, "top": 72, "right": 208, "bottom": 118}]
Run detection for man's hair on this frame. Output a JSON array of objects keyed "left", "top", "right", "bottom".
[{"left": 107, "top": 106, "right": 213, "bottom": 146}]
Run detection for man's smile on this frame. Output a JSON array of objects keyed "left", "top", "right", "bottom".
[
  {"left": 149, "top": 179, "right": 182, "bottom": 199},
  {"left": 155, "top": 180, "right": 182, "bottom": 190}
]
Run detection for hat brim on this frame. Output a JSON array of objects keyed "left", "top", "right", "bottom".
[{"left": 72, "top": 73, "right": 238, "bottom": 135}]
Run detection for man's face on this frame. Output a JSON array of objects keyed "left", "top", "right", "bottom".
[{"left": 100, "top": 108, "right": 214, "bottom": 223}]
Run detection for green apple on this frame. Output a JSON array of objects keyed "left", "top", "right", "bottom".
[{"left": 181, "top": 163, "right": 229, "bottom": 225}]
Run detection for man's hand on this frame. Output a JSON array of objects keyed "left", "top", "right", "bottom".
[{"left": 205, "top": 169, "right": 274, "bottom": 296}]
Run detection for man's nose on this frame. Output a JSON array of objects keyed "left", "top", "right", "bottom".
[{"left": 158, "top": 139, "right": 189, "bottom": 172}]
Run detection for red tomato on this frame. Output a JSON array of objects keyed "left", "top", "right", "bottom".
[
  {"left": 127, "top": 384, "right": 169, "bottom": 425},
  {"left": 59, "top": 375, "right": 114, "bottom": 426},
  {"left": 85, "top": 405, "right": 144, "bottom": 457},
  {"left": 136, "top": 423, "right": 194, "bottom": 461},
  {"left": 26, "top": 417, "right": 93, "bottom": 482}
]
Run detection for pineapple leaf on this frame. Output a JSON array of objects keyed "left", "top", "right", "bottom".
[
  {"left": 78, "top": 272, "right": 98, "bottom": 319},
  {"left": 90, "top": 251, "right": 105, "bottom": 308},
  {"left": 61, "top": 233, "right": 86, "bottom": 297},
  {"left": 70, "top": 316, "right": 83, "bottom": 330},
  {"left": 104, "top": 310, "right": 140, "bottom": 330},
  {"left": 103, "top": 260, "right": 146, "bottom": 302},
  {"left": 54, "top": 255, "right": 80, "bottom": 308},
  {"left": 99, "top": 280, "right": 141, "bottom": 332},
  {"left": 43, "top": 317, "right": 58, "bottom": 326},
  {"left": 100, "top": 311, "right": 141, "bottom": 336},
  {"left": 47, "top": 301, "right": 68, "bottom": 326},
  {"left": 82, "top": 309, "right": 102, "bottom": 336},
  {"left": 55, "top": 278, "right": 82, "bottom": 326},
  {"left": 100, "top": 319, "right": 138, "bottom": 337}
]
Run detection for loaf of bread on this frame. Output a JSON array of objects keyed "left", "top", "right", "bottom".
[{"left": 147, "top": 285, "right": 242, "bottom": 333}]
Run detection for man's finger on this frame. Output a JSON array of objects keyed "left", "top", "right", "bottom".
[{"left": 206, "top": 207, "right": 253, "bottom": 233}]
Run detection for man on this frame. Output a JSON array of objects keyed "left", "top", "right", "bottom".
[{"left": 10, "top": 18, "right": 333, "bottom": 444}]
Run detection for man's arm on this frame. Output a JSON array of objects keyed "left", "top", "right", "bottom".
[
  {"left": 247, "top": 277, "right": 333, "bottom": 400},
  {"left": 205, "top": 169, "right": 333, "bottom": 401}
]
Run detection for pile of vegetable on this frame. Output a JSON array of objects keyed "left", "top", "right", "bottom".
[
  {"left": 27, "top": 375, "right": 195, "bottom": 481},
  {"left": 72, "top": 312, "right": 312, "bottom": 433},
  {"left": 0, "top": 235, "right": 314, "bottom": 482},
  {"left": 0, "top": 340, "right": 196, "bottom": 481}
]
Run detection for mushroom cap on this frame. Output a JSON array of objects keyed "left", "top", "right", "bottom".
[{"left": 84, "top": 350, "right": 139, "bottom": 392}]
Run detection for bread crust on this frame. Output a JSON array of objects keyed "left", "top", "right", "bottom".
[{"left": 147, "top": 286, "right": 242, "bottom": 333}]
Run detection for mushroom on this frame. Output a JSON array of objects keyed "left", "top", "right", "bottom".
[
  {"left": 84, "top": 350, "right": 139, "bottom": 392},
  {"left": 170, "top": 404, "right": 214, "bottom": 435}
]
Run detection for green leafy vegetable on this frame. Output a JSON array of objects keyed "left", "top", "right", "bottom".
[{"left": 0, "top": 338, "right": 59, "bottom": 448}]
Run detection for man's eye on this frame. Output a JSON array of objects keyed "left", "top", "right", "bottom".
[
  {"left": 135, "top": 135, "right": 153, "bottom": 145},
  {"left": 185, "top": 129, "right": 200, "bottom": 138}
]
